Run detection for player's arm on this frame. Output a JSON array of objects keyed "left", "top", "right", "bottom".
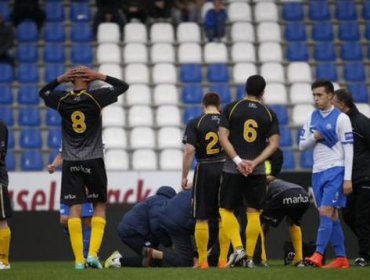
[
  {"left": 298, "top": 115, "right": 318, "bottom": 151},
  {"left": 0, "top": 122, "right": 8, "bottom": 161},
  {"left": 47, "top": 152, "right": 63, "bottom": 174},
  {"left": 181, "top": 144, "right": 195, "bottom": 190},
  {"left": 248, "top": 134, "right": 280, "bottom": 171}
]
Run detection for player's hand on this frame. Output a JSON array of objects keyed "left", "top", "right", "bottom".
[
  {"left": 313, "top": 131, "right": 323, "bottom": 141},
  {"left": 47, "top": 164, "right": 56, "bottom": 174},
  {"left": 58, "top": 69, "right": 78, "bottom": 83},
  {"left": 236, "top": 161, "right": 249, "bottom": 177},
  {"left": 343, "top": 180, "right": 352, "bottom": 196},
  {"left": 181, "top": 177, "right": 189, "bottom": 190},
  {"left": 244, "top": 160, "right": 256, "bottom": 175}
]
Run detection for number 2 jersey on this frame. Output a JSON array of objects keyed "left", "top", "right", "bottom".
[
  {"left": 220, "top": 98, "right": 280, "bottom": 174},
  {"left": 39, "top": 76, "right": 129, "bottom": 161}
]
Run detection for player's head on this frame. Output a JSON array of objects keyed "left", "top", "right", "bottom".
[
  {"left": 265, "top": 148, "right": 283, "bottom": 183},
  {"left": 332, "top": 89, "right": 354, "bottom": 113},
  {"left": 245, "top": 74, "right": 266, "bottom": 98},
  {"left": 311, "top": 80, "right": 334, "bottom": 110},
  {"left": 72, "top": 66, "right": 90, "bottom": 90},
  {"left": 202, "top": 92, "right": 221, "bottom": 111}
]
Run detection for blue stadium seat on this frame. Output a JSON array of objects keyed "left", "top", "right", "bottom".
[
  {"left": 47, "top": 128, "right": 62, "bottom": 149},
  {"left": 16, "top": 21, "right": 38, "bottom": 42},
  {"left": 182, "top": 83, "right": 203, "bottom": 104},
  {"left": 5, "top": 150, "right": 16, "bottom": 171},
  {"left": 348, "top": 83, "right": 369, "bottom": 103},
  {"left": 300, "top": 150, "right": 313, "bottom": 169},
  {"left": 71, "top": 22, "right": 93, "bottom": 42},
  {"left": 44, "top": 64, "right": 66, "bottom": 83},
  {"left": 282, "top": 149, "right": 296, "bottom": 170},
  {"left": 180, "top": 64, "right": 202, "bottom": 83},
  {"left": 314, "top": 42, "right": 336, "bottom": 61},
  {"left": 279, "top": 126, "right": 293, "bottom": 147},
  {"left": 18, "top": 107, "right": 41, "bottom": 126},
  {"left": 21, "top": 150, "right": 44, "bottom": 171},
  {"left": 0, "top": 63, "right": 13, "bottom": 83},
  {"left": 336, "top": 1, "right": 357, "bottom": 20},
  {"left": 44, "top": 43, "right": 66, "bottom": 63},
  {"left": 287, "top": 42, "right": 309, "bottom": 61},
  {"left": 209, "top": 83, "right": 232, "bottom": 104},
  {"left": 46, "top": 109, "right": 61, "bottom": 126},
  {"left": 0, "top": 106, "right": 13, "bottom": 126},
  {"left": 236, "top": 84, "right": 245, "bottom": 100},
  {"left": 16, "top": 43, "right": 38, "bottom": 63},
  {"left": 17, "top": 63, "right": 39, "bottom": 83},
  {"left": 285, "top": 22, "right": 307, "bottom": 41},
  {"left": 269, "top": 105, "right": 289, "bottom": 125},
  {"left": 312, "top": 21, "right": 334, "bottom": 41},
  {"left": 207, "top": 64, "right": 229, "bottom": 83},
  {"left": 364, "top": 1, "right": 370, "bottom": 20},
  {"left": 366, "top": 22, "right": 370, "bottom": 40},
  {"left": 341, "top": 42, "right": 363, "bottom": 61},
  {"left": 17, "top": 84, "right": 40, "bottom": 105},
  {"left": 70, "top": 2, "right": 92, "bottom": 22},
  {"left": 45, "top": 2, "right": 65, "bottom": 22},
  {"left": 282, "top": 2, "right": 304, "bottom": 21},
  {"left": 309, "top": 1, "right": 331, "bottom": 20},
  {"left": 316, "top": 63, "right": 338, "bottom": 81},
  {"left": 344, "top": 62, "right": 366, "bottom": 82},
  {"left": 338, "top": 21, "right": 360, "bottom": 41},
  {"left": 70, "top": 43, "right": 93, "bottom": 64},
  {"left": 7, "top": 129, "right": 14, "bottom": 149},
  {"left": 19, "top": 129, "right": 42, "bottom": 148},
  {"left": 44, "top": 22, "right": 66, "bottom": 42},
  {"left": 0, "top": 84, "right": 12, "bottom": 105},
  {"left": 0, "top": 2, "right": 10, "bottom": 21},
  {"left": 183, "top": 106, "right": 202, "bottom": 123}
]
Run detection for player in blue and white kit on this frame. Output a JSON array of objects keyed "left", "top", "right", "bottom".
[{"left": 299, "top": 80, "right": 353, "bottom": 268}]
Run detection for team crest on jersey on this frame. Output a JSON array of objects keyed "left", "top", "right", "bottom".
[
  {"left": 326, "top": 123, "right": 332, "bottom": 130},
  {"left": 74, "top": 96, "right": 80, "bottom": 101},
  {"left": 248, "top": 103, "right": 257, "bottom": 109}
]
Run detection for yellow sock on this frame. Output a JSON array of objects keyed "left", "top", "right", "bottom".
[
  {"left": 195, "top": 221, "right": 209, "bottom": 264},
  {"left": 260, "top": 227, "right": 267, "bottom": 262},
  {"left": 88, "top": 217, "right": 106, "bottom": 258},
  {"left": 0, "top": 227, "right": 11, "bottom": 265},
  {"left": 246, "top": 212, "right": 262, "bottom": 259},
  {"left": 219, "top": 208, "right": 243, "bottom": 250},
  {"left": 218, "top": 221, "right": 230, "bottom": 264},
  {"left": 289, "top": 225, "right": 303, "bottom": 263},
  {"left": 68, "top": 218, "right": 85, "bottom": 264}
]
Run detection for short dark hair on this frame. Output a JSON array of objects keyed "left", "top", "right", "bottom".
[
  {"left": 203, "top": 92, "right": 221, "bottom": 107},
  {"left": 245, "top": 75, "right": 266, "bottom": 97},
  {"left": 334, "top": 89, "right": 355, "bottom": 109},
  {"left": 311, "top": 80, "right": 334, "bottom": 93}
]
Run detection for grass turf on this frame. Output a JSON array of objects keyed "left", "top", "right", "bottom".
[{"left": 1, "top": 261, "right": 368, "bottom": 280}]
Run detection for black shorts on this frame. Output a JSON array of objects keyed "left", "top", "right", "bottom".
[
  {"left": 193, "top": 160, "right": 224, "bottom": 220},
  {"left": 261, "top": 189, "right": 310, "bottom": 227},
  {"left": 219, "top": 172, "right": 266, "bottom": 210},
  {"left": 0, "top": 182, "right": 12, "bottom": 219},
  {"left": 61, "top": 158, "right": 107, "bottom": 206}
]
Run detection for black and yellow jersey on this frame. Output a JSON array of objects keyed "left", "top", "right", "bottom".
[{"left": 0, "top": 120, "right": 8, "bottom": 185}]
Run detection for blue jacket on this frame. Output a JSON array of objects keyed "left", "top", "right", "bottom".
[{"left": 204, "top": 9, "right": 227, "bottom": 28}]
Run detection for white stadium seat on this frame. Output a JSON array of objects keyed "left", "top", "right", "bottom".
[
  {"left": 260, "top": 63, "right": 285, "bottom": 83},
  {"left": 263, "top": 83, "right": 288, "bottom": 105},
  {"left": 150, "top": 23, "right": 175, "bottom": 43},
  {"left": 289, "top": 83, "right": 313, "bottom": 104},
  {"left": 233, "top": 63, "right": 258, "bottom": 84},
  {"left": 97, "top": 23, "right": 120, "bottom": 43},
  {"left": 178, "top": 43, "right": 202, "bottom": 63},
  {"left": 103, "top": 127, "right": 127, "bottom": 149},
  {"left": 153, "top": 84, "right": 178, "bottom": 105},
  {"left": 204, "top": 42, "right": 228, "bottom": 63},
  {"left": 177, "top": 22, "right": 201, "bottom": 43},
  {"left": 97, "top": 43, "right": 121, "bottom": 64},
  {"left": 228, "top": 2, "right": 252, "bottom": 22},
  {"left": 125, "top": 64, "right": 150, "bottom": 84},
  {"left": 356, "top": 103, "right": 370, "bottom": 118},
  {"left": 159, "top": 149, "right": 182, "bottom": 170},
  {"left": 123, "top": 43, "right": 148, "bottom": 64},
  {"left": 102, "top": 106, "right": 125, "bottom": 127},
  {"left": 126, "top": 84, "right": 151, "bottom": 106},
  {"left": 254, "top": 2, "right": 278, "bottom": 22},
  {"left": 258, "top": 42, "right": 283, "bottom": 62},
  {"left": 156, "top": 105, "right": 181, "bottom": 127},
  {"left": 287, "top": 62, "right": 312, "bottom": 83},
  {"left": 98, "top": 63, "right": 122, "bottom": 79},
  {"left": 151, "top": 43, "right": 175, "bottom": 64},
  {"left": 292, "top": 104, "right": 315, "bottom": 126},
  {"left": 130, "top": 127, "right": 156, "bottom": 149},
  {"left": 231, "top": 22, "right": 255, "bottom": 42},
  {"left": 105, "top": 149, "right": 129, "bottom": 171},
  {"left": 231, "top": 42, "right": 256, "bottom": 63},
  {"left": 152, "top": 63, "right": 177, "bottom": 84},
  {"left": 132, "top": 149, "right": 157, "bottom": 170},
  {"left": 124, "top": 22, "right": 147, "bottom": 43},
  {"left": 257, "top": 22, "right": 281, "bottom": 42},
  {"left": 128, "top": 105, "right": 153, "bottom": 127},
  {"left": 157, "top": 127, "right": 183, "bottom": 149}
]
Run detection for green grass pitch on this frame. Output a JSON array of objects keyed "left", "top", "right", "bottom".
[{"left": 1, "top": 261, "right": 369, "bottom": 280}]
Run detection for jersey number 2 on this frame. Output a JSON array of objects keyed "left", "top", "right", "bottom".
[
  {"left": 243, "top": 119, "right": 258, "bottom": 143},
  {"left": 205, "top": 132, "right": 220, "bottom": 155},
  {"left": 71, "top": 111, "right": 87, "bottom": 133}
]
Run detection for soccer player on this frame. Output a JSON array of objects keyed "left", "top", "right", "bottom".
[
  {"left": 181, "top": 92, "right": 226, "bottom": 269},
  {"left": 299, "top": 80, "right": 353, "bottom": 268},
  {"left": 332, "top": 89, "right": 370, "bottom": 266},
  {"left": 218, "top": 74, "right": 280, "bottom": 267},
  {"left": 0, "top": 120, "right": 12, "bottom": 270},
  {"left": 39, "top": 66, "right": 129, "bottom": 269}
]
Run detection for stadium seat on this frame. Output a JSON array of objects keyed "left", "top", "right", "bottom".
[
  {"left": 132, "top": 149, "right": 157, "bottom": 170},
  {"left": 70, "top": 2, "right": 91, "bottom": 22},
  {"left": 269, "top": 105, "right": 289, "bottom": 125},
  {"left": 292, "top": 104, "right": 315, "bottom": 126},
  {"left": 364, "top": 1, "right": 370, "bottom": 20},
  {"left": 366, "top": 22, "right": 370, "bottom": 41},
  {"left": 46, "top": 109, "right": 61, "bottom": 126},
  {"left": 207, "top": 64, "right": 229, "bottom": 83},
  {"left": 287, "top": 42, "right": 309, "bottom": 61},
  {"left": 151, "top": 43, "right": 175, "bottom": 64},
  {"left": 336, "top": 1, "right": 357, "bottom": 20},
  {"left": 18, "top": 107, "right": 41, "bottom": 126},
  {"left": 102, "top": 106, "right": 125, "bottom": 127},
  {"left": 254, "top": 2, "right": 278, "bottom": 22},
  {"left": 126, "top": 84, "right": 151, "bottom": 106},
  {"left": 183, "top": 106, "right": 202, "bottom": 123},
  {"left": 209, "top": 83, "right": 231, "bottom": 104},
  {"left": 153, "top": 84, "right": 178, "bottom": 105},
  {"left": 177, "top": 22, "right": 201, "bottom": 43},
  {"left": 152, "top": 64, "right": 177, "bottom": 84},
  {"left": 105, "top": 149, "right": 129, "bottom": 171},
  {"left": 0, "top": 106, "right": 13, "bottom": 126},
  {"left": 204, "top": 43, "right": 228, "bottom": 63},
  {"left": 21, "top": 150, "right": 44, "bottom": 171},
  {"left": 71, "top": 22, "right": 93, "bottom": 42},
  {"left": 150, "top": 23, "right": 174, "bottom": 43},
  {"left": 287, "top": 62, "right": 312, "bottom": 83},
  {"left": 124, "top": 22, "right": 147, "bottom": 43},
  {"left": 0, "top": 2, "right": 10, "bottom": 21},
  {"left": 257, "top": 22, "right": 281, "bottom": 42},
  {"left": 285, "top": 22, "right": 307, "bottom": 41},
  {"left": 0, "top": 84, "right": 12, "bottom": 105},
  {"left": 178, "top": 43, "right": 202, "bottom": 63},
  {"left": 309, "top": 1, "right": 331, "bottom": 20},
  {"left": 282, "top": 2, "right": 304, "bottom": 21},
  {"left": 44, "top": 22, "right": 66, "bottom": 42},
  {"left": 44, "top": 64, "right": 66, "bottom": 83},
  {"left": 314, "top": 42, "right": 336, "bottom": 61},
  {"left": 312, "top": 21, "right": 334, "bottom": 41},
  {"left": 16, "top": 21, "right": 38, "bottom": 42},
  {"left": 348, "top": 83, "right": 369, "bottom": 103},
  {"left": 19, "top": 129, "right": 42, "bottom": 148},
  {"left": 125, "top": 64, "right": 149, "bottom": 84},
  {"left": 344, "top": 62, "right": 366, "bottom": 82},
  {"left": 0, "top": 63, "right": 13, "bottom": 83},
  {"left": 231, "top": 22, "right": 255, "bottom": 42},
  {"left": 290, "top": 83, "right": 313, "bottom": 104},
  {"left": 258, "top": 42, "right": 283, "bottom": 62},
  {"left": 97, "top": 23, "right": 120, "bottom": 43},
  {"left": 123, "top": 43, "right": 148, "bottom": 64},
  {"left": 16, "top": 43, "right": 38, "bottom": 63},
  {"left": 341, "top": 42, "right": 363, "bottom": 61},
  {"left": 130, "top": 127, "right": 155, "bottom": 149},
  {"left": 338, "top": 21, "right": 360, "bottom": 41},
  {"left": 282, "top": 149, "right": 296, "bottom": 170},
  {"left": 263, "top": 83, "right": 288, "bottom": 105},
  {"left": 17, "top": 63, "right": 39, "bottom": 83},
  {"left": 102, "top": 127, "right": 127, "bottom": 149},
  {"left": 236, "top": 84, "right": 245, "bottom": 100},
  {"left": 228, "top": 2, "right": 252, "bottom": 22},
  {"left": 159, "top": 149, "right": 182, "bottom": 170},
  {"left": 97, "top": 43, "right": 121, "bottom": 64},
  {"left": 315, "top": 63, "right": 338, "bottom": 81},
  {"left": 280, "top": 126, "right": 293, "bottom": 147},
  {"left": 231, "top": 42, "right": 256, "bottom": 63},
  {"left": 47, "top": 128, "right": 62, "bottom": 149},
  {"left": 5, "top": 150, "right": 16, "bottom": 171},
  {"left": 156, "top": 105, "right": 181, "bottom": 127},
  {"left": 44, "top": 43, "right": 65, "bottom": 63},
  {"left": 180, "top": 64, "right": 202, "bottom": 83},
  {"left": 233, "top": 63, "right": 257, "bottom": 84},
  {"left": 98, "top": 63, "right": 122, "bottom": 80},
  {"left": 71, "top": 43, "right": 93, "bottom": 64},
  {"left": 356, "top": 103, "right": 370, "bottom": 118},
  {"left": 157, "top": 127, "right": 182, "bottom": 150},
  {"left": 45, "top": 2, "right": 64, "bottom": 22},
  {"left": 182, "top": 84, "right": 203, "bottom": 104},
  {"left": 261, "top": 63, "right": 285, "bottom": 83},
  {"left": 7, "top": 128, "right": 14, "bottom": 149},
  {"left": 128, "top": 105, "right": 153, "bottom": 127},
  {"left": 300, "top": 150, "right": 313, "bottom": 169}
]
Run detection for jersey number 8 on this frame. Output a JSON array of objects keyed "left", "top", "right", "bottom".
[{"left": 71, "top": 111, "right": 87, "bottom": 133}]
